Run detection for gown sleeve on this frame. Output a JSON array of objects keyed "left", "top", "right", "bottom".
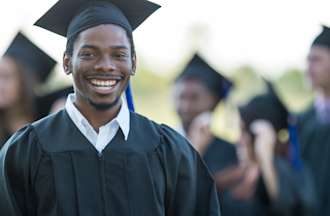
[
  {"left": 156, "top": 124, "right": 221, "bottom": 216},
  {"left": 0, "top": 125, "right": 43, "bottom": 216}
]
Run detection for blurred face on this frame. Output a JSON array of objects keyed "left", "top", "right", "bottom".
[
  {"left": 0, "top": 56, "right": 21, "bottom": 109},
  {"left": 64, "top": 24, "right": 136, "bottom": 111},
  {"left": 173, "top": 78, "right": 218, "bottom": 130},
  {"left": 307, "top": 45, "right": 330, "bottom": 90}
]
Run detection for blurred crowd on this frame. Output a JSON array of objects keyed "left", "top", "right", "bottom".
[{"left": 1, "top": 3, "right": 330, "bottom": 216}]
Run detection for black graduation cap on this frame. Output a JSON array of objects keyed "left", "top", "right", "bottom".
[
  {"left": 239, "top": 81, "right": 288, "bottom": 132},
  {"left": 175, "top": 53, "right": 233, "bottom": 100},
  {"left": 312, "top": 25, "right": 330, "bottom": 48},
  {"left": 36, "top": 86, "right": 74, "bottom": 119},
  {"left": 34, "top": 0, "right": 161, "bottom": 38},
  {"left": 4, "top": 32, "right": 56, "bottom": 83}
]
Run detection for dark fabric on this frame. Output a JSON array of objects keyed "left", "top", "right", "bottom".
[
  {"left": 255, "top": 158, "right": 316, "bottom": 216},
  {"left": 175, "top": 53, "right": 233, "bottom": 100},
  {"left": 4, "top": 32, "right": 56, "bottom": 82},
  {"left": 297, "top": 106, "right": 330, "bottom": 216},
  {"left": 0, "top": 110, "right": 220, "bottom": 216},
  {"left": 34, "top": 0, "right": 161, "bottom": 37},
  {"left": 35, "top": 86, "right": 73, "bottom": 119},
  {"left": 203, "top": 137, "right": 237, "bottom": 175},
  {"left": 0, "top": 132, "right": 10, "bottom": 149},
  {"left": 202, "top": 138, "right": 252, "bottom": 216}
]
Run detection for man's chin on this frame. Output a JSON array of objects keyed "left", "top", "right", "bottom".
[{"left": 88, "top": 96, "right": 121, "bottom": 111}]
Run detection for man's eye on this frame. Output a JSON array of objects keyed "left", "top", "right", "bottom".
[
  {"left": 79, "top": 52, "right": 95, "bottom": 58},
  {"left": 115, "top": 53, "right": 128, "bottom": 59}
]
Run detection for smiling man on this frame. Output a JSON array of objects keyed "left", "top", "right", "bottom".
[{"left": 0, "top": 0, "right": 220, "bottom": 216}]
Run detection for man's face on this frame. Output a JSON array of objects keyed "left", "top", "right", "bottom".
[
  {"left": 173, "top": 79, "right": 218, "bottom": 130},
  {"left": 64, "top": 24, "right": 135, "bottom": 111},
  {"left": 307, "top": 45, "right": 330, "bottom": 90}
]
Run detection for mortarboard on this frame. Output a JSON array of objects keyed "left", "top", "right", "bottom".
[
  {"left": 34, "top": 0, "right": 161, "bottom": 39},
  {"left": 175, "top": 53, "right": 233, "bottom": 100},
  {"left": 4, "top": 32, "right": 56, "bottom": 83}
]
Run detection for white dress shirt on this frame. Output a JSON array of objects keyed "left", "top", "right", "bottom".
[{"left": 65, "top": 94, "right": 130, "bottom": 153}]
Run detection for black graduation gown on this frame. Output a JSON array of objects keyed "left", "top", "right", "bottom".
[
  {"left": 255, "top": 158, "right": 316, "bottom": 216},
  {"left": 202, "top": 138, "right": 251, "bottom": 216},
  {"left": 0, "top": 110, "right": 220, "bottom": 216},
  {"left": 0, "top": 131, "right": 11, "bottom": 149},
  {"left": 202, "top": 137, "right": 237, "bottom": 174},
  {"left": 297, "top": 106, "right": 330, "bottom": 216}
]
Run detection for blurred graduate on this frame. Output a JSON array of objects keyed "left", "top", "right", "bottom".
[
  {"left": 218, "top": 81, "right": 316, "bottom": 216},
  {"left": 0, "top": 32, "right": 56, "bottom": 146},
  {"left": 172, "top": 53, "right": 238, "bottom": 214},
  {"left": 298, "top": 25, "right": 330, "bottom": 216}
]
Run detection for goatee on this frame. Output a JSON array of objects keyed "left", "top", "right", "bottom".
[{"left": 88, "top": 96, "right": 121, "bottom": 111}]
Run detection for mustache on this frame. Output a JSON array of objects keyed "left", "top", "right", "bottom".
[{"left": 85, "top": 73, "right": 124, "bottom": 80}]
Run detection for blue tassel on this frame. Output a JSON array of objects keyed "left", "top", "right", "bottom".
[
  {"left": 125, "top": 82, "right": 135, "bottom": 112},
  {"left": 288, "top": 115, "right": 303, "bottom": 171}
]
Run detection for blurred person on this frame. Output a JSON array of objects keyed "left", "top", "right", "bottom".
[
  {"left": 0, "top": 32, "right": 56, "bottom": 146},
  {"left": 298, "top": 25, "right": 330, "bottom": 216},
  {"left": 0, "top": 0, "right": 221, "bottom": 215},
  {"left": 173, "top": 53, "right": 238, "bottom": 214},
  {"left": 173, "top": 53, "right": 237, "bottom": 169},
  {"left": 216, "top": 82, "right": 316, "bottom": 216}
]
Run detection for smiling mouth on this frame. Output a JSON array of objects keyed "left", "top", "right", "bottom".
[
  {"left": 90, "top": 79, "right": 118, "bottom": 87},
  {"left": 87, "top": 78, "right": 122, "bottom": 93}
]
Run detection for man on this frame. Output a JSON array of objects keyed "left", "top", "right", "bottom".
[
  {"left": 297, "top": 25, "right": 330, "bottom": 216},
  {"left": 0, "top": 0, "right": 220, "bottom": 215},
  {"left": 173, "top": 53, "right": 237, "bottom": 214}
]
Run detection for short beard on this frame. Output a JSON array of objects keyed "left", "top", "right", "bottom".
[{"left": 88, "top": 96, "right": 121, "bottom": 111}]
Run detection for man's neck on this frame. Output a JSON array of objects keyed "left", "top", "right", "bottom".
[{"left": 74, "top": 99, "right": 121, "bottom": 132}]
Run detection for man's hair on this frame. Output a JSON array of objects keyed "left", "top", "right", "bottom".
[{"left": 65, "top": 30, "right": 136, "bottom": 59}]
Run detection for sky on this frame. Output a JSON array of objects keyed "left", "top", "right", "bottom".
[{"left": 0, "top": 0, "right": 330, "bottom": 77}]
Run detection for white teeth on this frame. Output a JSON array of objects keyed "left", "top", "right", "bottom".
[{"left": 90, "top": 79, "right": 117, "bottom": 87}]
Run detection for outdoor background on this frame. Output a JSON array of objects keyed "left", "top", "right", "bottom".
[{"left": 1, "top": 0, "right": 329, "bottom": 142}]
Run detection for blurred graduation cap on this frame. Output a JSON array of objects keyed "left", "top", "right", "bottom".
[
  {"left": 36, "top": 86, "right": 74, "bottom": 119},
  {"left": 34, "top": 0, "right": 161, "bottom": 112},
  {"left": 175, "top": 53, "right": 233, "bottom": 100},
  {"left": 312, "top": 25, "right": 330, "bottom": 48},
  {"left": 239, "top": 81, "right": 303, "bottom": 170},
  {"left": 4, "top": 32, "right": 56, "bottom": 83}
]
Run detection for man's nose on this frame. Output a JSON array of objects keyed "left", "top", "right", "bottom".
[{"left": 95, "top": 56, "right": 116, "bottom": 72}]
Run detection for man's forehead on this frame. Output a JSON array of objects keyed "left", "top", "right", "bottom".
[{"left": 75, "top": 24, "right": 130, "bottom": 46}]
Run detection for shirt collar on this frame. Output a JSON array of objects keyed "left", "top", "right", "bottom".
[{"left": 65, "top": 93, "right": 130, "bottom": 140}]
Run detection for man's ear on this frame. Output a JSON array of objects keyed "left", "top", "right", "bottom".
[
  {"left": 131, "top": 54, "right": 137, "bottom": 75},
  {"left": 63, "top": 53, "right": 72, "bottom": 75}
]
